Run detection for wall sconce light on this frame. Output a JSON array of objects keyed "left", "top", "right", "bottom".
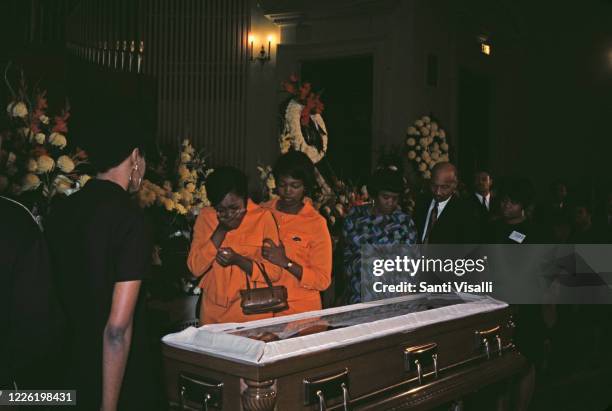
[
  {"left": 249, "top": 34, "right": 273, "bottom": 65},
  {"left": 477, "top": 35, "right": 492, "bottom": 56}
]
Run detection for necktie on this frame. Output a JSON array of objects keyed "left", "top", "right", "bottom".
[
  {"left": 424, "top": 202, "right": 439, "bottom": 243},
  {"left": 481, "top": 195, "right": 487, "bottom": 211}
]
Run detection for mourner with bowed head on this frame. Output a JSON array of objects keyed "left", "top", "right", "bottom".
[
  {"left": 261, "top": 151, "right": 332, "bottom": 315},
  {"left": 343, "top": 167, "right": 417, "bottom": 304},
  {"left": 487, "top": 178, "right": 545, "bottom": 244},
  {"left": 46, "top": 110, "right": 157, "bottom": 411},
  {"left": 414, "top": 162, "right": 482, "bottom": 244},
  {"left": 188, "top": 166, "right": 282, "bottom": 324}
]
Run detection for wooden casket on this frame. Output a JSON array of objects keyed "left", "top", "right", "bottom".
[{"left": 161, "top": 294, "right": 527, "bottom": 410}]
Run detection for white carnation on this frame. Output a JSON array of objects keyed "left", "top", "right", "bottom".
[
  {"left": 440, "top": 142, "right": 449, "bottom": 152},
  {"left": 406, "top": 137, "right": 416, "bottom": 146},
  {"left": 407, "top": 150, "right": 416, "bottom": 160},
  {"left": 415, "top": 120, "right": 424, "bottom": 127},
  {"left": 422, "top": 116, "right": 431, "bottom": 124},
  {"left": 423, "top": 170, "right": 432, "bottom": 179},
  {"left": 418, "top": 162, "right": 427, "bottom": 172},
  {"left": 407, "top": 126, "right": 418, "bottom": 135},
  {"left": 7, "top": 102, "right": 28, "bottom": 118},
  {"left": 430, "top": 122, "right": 438, "bottom": 132},
  {"left": 420, "top": 127, "right": 430, "bottom": 137}
]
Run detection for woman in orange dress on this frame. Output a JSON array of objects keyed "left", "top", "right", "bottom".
[
  {"left": 262, "top": 152, "right": 332, "bottom": 316},
  {"left": 188, "top": 167, "right": 282, "bottom": 324}
]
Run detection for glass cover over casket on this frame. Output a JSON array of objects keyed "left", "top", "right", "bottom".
[{"left": 162, "top": 293, "right": 506, "bottom": 365}]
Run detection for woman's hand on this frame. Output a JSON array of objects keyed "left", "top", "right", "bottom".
[
  {"left": 262, "top": 238, "right": 290, "bottom": 268},
  {"left": 216, "top": 247, "right": 242, "bottom": 267},
  {"left": 216, "top": 247, "right": 253, "bottom": 276},
  {"left": 217, "top": 209, "right": 246, "bottom": 231}
]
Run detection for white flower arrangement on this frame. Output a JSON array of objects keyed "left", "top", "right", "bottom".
[{"left": 405, "top": 114, "right": 450, "bottom": 178}]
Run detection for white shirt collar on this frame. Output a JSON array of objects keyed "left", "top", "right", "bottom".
[{"left": 475, "top": 192, "right": 490, "bottom": 209}]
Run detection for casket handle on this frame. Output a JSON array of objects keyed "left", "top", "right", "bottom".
[
  {"left": 304, "top": 368, "right": 351, "bottom": 410},
  {"left": 475, "top": 325, "right": 502, "bottom": 359},
  {"left": 404, "top": 342, "right": 439, "bottom": 384},
  {"left": 178, "top": 373, "right": 223, "bottom": 411}
]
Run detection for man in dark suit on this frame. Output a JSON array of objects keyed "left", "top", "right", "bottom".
[
  {"left": 414, "top": 162, "right": 482, "bottom": 244},
  {"left": 468, "top": 170, "right": 495, "bottom": 222}
]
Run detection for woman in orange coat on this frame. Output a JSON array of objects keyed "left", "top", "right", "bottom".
[
  {"left": 262, "top": 152, "right": 332, "bottom": 316},
  {"left": 188, "top": 167, "right": 282, "bottom": 324}
]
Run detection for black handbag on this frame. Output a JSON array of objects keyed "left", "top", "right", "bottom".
[{"left": 240, "top": 261, "right": 288, "bottom": 315}]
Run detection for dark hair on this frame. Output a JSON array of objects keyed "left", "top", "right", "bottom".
[
  {"left": 272, "top": 151, "right": 316, "bottom": 194},
  {"left": 498, "top": 178, "right": 534, "bottom": 209},
  {"left": 73, "top": 100, "right": 152, "bottom": 173},
  {"left": 368, "top": 167, "right": 404, "bottom": 197},
  {"left": 206, "top": 166, "right": 248, "bottom": 207}
]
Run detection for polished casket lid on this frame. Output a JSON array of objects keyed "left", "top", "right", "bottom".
[{"left": 162, "top": 293, "right": 507, "bottom": 365}]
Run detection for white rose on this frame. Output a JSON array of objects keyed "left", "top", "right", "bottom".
[
  {"left": 439, "top": 130, "right": 446, "bottom": 139},
  {"left": 39, "top": 115, "right": 50, "bottom": 125},
  {"left": 49, "top": 132, "right": 67, "bottom": 149},
  {"left": 423, "top": 170, "right": 432, "bottom": 179},
  {"left": 53, "top": 175, "right": 73, "bottom": 194},
  {"left": 407, "top": 150, "right": 416, "bottom": 160},
  {"left": 420, "top": 127, "right": 430, "bottom": 137},
  {"left": 35, "top": 133, "right": 46, "bottom": 145},
  {"left": 78, "top": 174, "right": 92, "bottom": 187},
  {"left": 406, "top": 137, "right": 416, "bottom": 146},
  {"left": 431, "top": 151, "right": 440, "bottom": 160},
  {"left": 37, "top": 155, "right": 55, "bottom": 173},
  {"left": 419, "top": 138, "right": 428, "bottom": 147},
  {"left": 26, "top": 158, "right": 38, "bottom": 172},
  {"left": 407, "top": 126, "right": 418, "bottom": 135},
  {"left": 432, "top": 143, "right": 440, "bottom": 151},
  {"left": 418, "top": 162, "right": 427, "bottom": 172},
  {"left": 22, "top": 174, "right": 41, "bottom": 191},
  {"left": 57, "top": 155, "right": 75, "bottom": 173},
  {"left": 440, "top": 142, "right": 449, "bottom": 152},
  {"left": 422, "top": 116, "right": 431, "bottom": 124},
  {"left": 422, "top": 151, "right": 431, "bottom": 160},
  {"left": 415, "top": 120, "right": 424, "bottom": 127},
  {"left": 8, "top": 102, "right": 28, "bottom": 118},
  {"left": 430, "top": 122, "right": 438, "bottom": 132}
]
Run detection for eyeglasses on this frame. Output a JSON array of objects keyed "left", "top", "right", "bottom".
[{"left": 215, "top": 207, "right": 246, "bottom": 218}]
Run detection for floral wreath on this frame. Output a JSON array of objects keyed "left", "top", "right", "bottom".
[
  {"left": 404, "top": 115, "right": 450, "bottom": 179},
  {"left": 279, "top": 74, "right": 328, "bottom": 164}
]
